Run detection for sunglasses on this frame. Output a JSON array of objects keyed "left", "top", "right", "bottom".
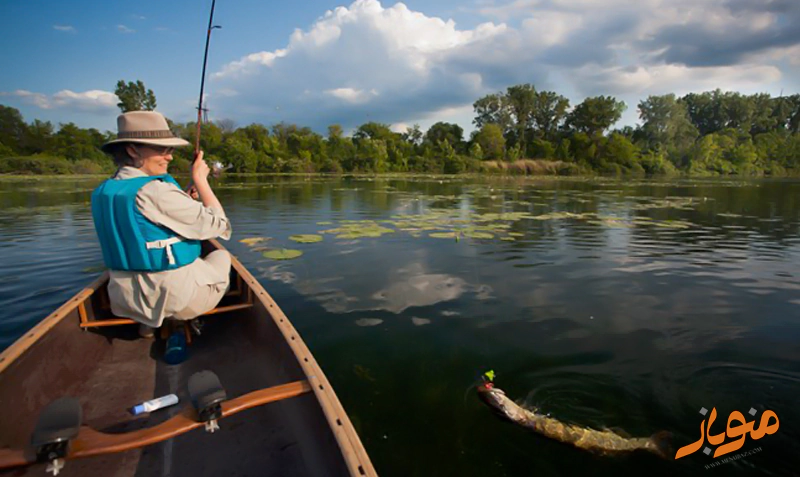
[{"left": 137, "top": 145, "right": 175, "bottom": 155}]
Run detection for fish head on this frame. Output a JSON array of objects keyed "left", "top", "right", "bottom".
[{"left": 477, "top": 383, "right": 528, "bottom": 422}]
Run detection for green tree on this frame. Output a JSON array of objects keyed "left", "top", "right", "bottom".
[
  {"left": 724, "top": 92, "right": 755, "bottom": 134},
  {"left": 532, "top": 91, "right": 570, "bottom": 141},
  {"left": 52, "top": 123, "right": 107, "bottom": 162},
  {"left": 0, "top": 105, "right": 27, "bottom": 154},
  {"left": 555, "top": 139, "right": 571, "bottom": 161},
  {"left": 183, "top": 121, "right": 223, "bottom": 156},
  {"left": 505, "top": 84, "right": 537, "bottom": 154},
  {"left": 239, "top": 124, "right": 272, "bottom": 155},
  {"left": 440, "top": 140, "right": 464, "bottom": 174},
  {"left": 473, "top": 93, "right": 512, "bottom": 133},
  {"left": 566, "top": 96, "right": 626, "bottom": 136},
  {"left": 687, "top": 133, "right": 736, "bottom": 175},
  {"left": 423, "top": 122, "right": 464, "bottom": 154},
  {"left": 221, "top": 132, "right": 258, "bottom": 172},
  {"left": 600, "top": 133, "right": 641, "bottom": 173},
  {"left": 115, "top": 80, "right": 157, "bottom": 112},
  {"left": 354, "top": 122, "right": 397, "bottom": 143},
  {"left": 569, "top": 132, "right": 598, "bottom": 165},
  {"left": 402, "top": 124, "right": 423, "bottom": 146},
  {"left": 530, "top": 139, "right": 555, "bottom": 159},
  {"left": 638, "top": 94, "right": 698, "bottom": 151},
  {"left": 327, "top": 124, "right": 343, "bottom": 140},
  {"left": 779, "top": 94, "right": 800, "bottom": 134},
  {"left": 473, "top": 123, "right": 505, "bottom": 160},
  {"left": 469, "top": 142, "right": 483, "bottom": 160},
  {"left": 355, "top": 138, "right": 388, "bottom": 172},
  {"left": 21, "top": 119, "right": 54, "bottom": 155}
]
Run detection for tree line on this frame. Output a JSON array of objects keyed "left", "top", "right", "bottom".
[{"left": 0, "top": 80, "right": 798, "bottom": 176}]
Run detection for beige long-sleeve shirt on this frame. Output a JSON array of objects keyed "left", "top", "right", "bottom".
[{"left": 106, "top": 167, "right": 232, "bottom": 327}]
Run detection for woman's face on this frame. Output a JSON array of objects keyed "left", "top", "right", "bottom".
[{"left": 129, "top": 144, "right": 175, "bottom": 176}]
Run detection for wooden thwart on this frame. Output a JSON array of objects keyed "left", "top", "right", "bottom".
[
  {"left": 79, "top": 291, "right": 254, "bottom": 329},
  {"left": 0, "top": 380, "right": 312, "bottom": 470}
]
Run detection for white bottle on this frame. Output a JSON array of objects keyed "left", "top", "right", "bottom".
[{"left": 130, "top": 394, "right": 179, "bottom": 415}]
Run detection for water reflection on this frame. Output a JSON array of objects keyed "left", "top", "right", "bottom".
[{"left": 2, "top": 175, "right": 800, "bottom": 476}]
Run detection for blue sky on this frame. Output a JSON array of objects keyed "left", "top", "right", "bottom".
[{"left": 1, "top": 0, "right": 798, "bottom": 135}]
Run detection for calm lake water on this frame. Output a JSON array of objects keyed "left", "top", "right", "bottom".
[{"left": 1, "top": 175, "right": 799, "bottom": 476}]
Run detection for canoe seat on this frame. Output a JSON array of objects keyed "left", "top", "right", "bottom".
[{"left": 78, "top": 272, "right": 252, "bottom": 329}]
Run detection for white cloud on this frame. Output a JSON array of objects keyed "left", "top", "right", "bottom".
[
  {"left": 214, "top": 50, "right": 287, "bottom": 79},
  {"left": 117, "top": 24, "right": 135, "bottom": 34},
  {"left": 390, "top": 122, "right": 409, "bottom": 133},
  {"left": 0, "top": 89, "right": 118, "bottom": 113},
  {"left": 205, "top": 0, "right": 795, "bottom": 132},
  {"left": 53, "top": 25, "right": 76, "bottom": 33},
  {"left": 324, "top": 87, "right": 379, "bottom": 104},
  {"left": 573, "top": 63, "right": 783, "bottom": 97},
  {"left": 212, "top": 0, "right": 509, "bottom": 130}
]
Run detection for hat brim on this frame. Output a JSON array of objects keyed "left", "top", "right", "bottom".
[{"left": 101, "top": 137, "right": 191, "bottom": 153}]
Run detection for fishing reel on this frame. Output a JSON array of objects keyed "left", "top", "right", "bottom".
[
  {"left": 31, "top": 397, "right": 82, "bottom": 475},
  {"left": 188, "top": 370, "right": 227, "bottom": 433}
]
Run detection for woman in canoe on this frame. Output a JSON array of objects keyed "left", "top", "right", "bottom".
[{"left": 92, "top": 111, "right": 232, "bottom": 337}]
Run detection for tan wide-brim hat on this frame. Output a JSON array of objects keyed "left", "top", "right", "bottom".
[{"left": 101, "top": 111, "right": 190, "bottom": 152}]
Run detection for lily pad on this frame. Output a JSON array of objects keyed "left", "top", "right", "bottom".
[
  {"left": 464, "top": 231, "right": 494, "bottom": 239},
  {"left": 240, "top": 237, "right": 268, "bottom": 246},
  {"left": 262, "top": 249, "right": 303, "bottom": 260},
  {"left": 429, "top": 232, "right": 458, "bottom": 239},
  {"left": 321, "top": 222, "right": 395, "bottom": 239},
  {"left": 289, "top": 234, "right": 323, "bottom": 243}
]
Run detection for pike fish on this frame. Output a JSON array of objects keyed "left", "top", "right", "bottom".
[{"left": 477, "top": 381, "right": 671, "bottom": 458}]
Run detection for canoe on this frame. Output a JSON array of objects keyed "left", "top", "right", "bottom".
[{"left": 0, "top": 239, "right": 376, "bottom": 476}]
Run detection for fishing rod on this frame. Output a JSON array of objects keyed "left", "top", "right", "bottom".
[{"left": 195, "top": 0, "right": 221, "bottom": 154}]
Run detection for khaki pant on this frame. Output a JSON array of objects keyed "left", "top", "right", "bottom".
[{"left": 172, "top": 250, "right": 231, "bottom": 320}]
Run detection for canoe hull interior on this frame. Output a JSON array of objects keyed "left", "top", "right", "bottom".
[{"left": 0, "top": 241, "right": 372, "bottom": 476}]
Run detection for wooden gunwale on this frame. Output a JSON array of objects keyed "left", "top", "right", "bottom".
[{"left": 0, "top": 272, "right": 108, "bottom": 374}]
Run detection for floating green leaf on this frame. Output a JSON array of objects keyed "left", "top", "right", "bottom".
[
  {"left": 289, "top": 234, "right": 323, "bottom": 243},
  {"left": 240, "top": 237, "right": 268, "bottom": 246},
  {"left": 321, "top": 221, "right": 395, "bottom": 239},
  {"left": 262, "top": 249, "right": 303, "bottom": 260},
  {"left": 464, "top": 231, "right": 493, "bottom": 239},
  {"left": 429, "top": 232, "right": 458, "bottom": 239}
]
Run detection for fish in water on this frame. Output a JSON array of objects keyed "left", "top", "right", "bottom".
[{"left": 477, "top": 380, "right": 671, "bottom": 458}]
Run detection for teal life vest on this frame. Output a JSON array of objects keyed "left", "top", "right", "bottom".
[{"left": 91, "top": 174, "right": 201, "bottom": 271}]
